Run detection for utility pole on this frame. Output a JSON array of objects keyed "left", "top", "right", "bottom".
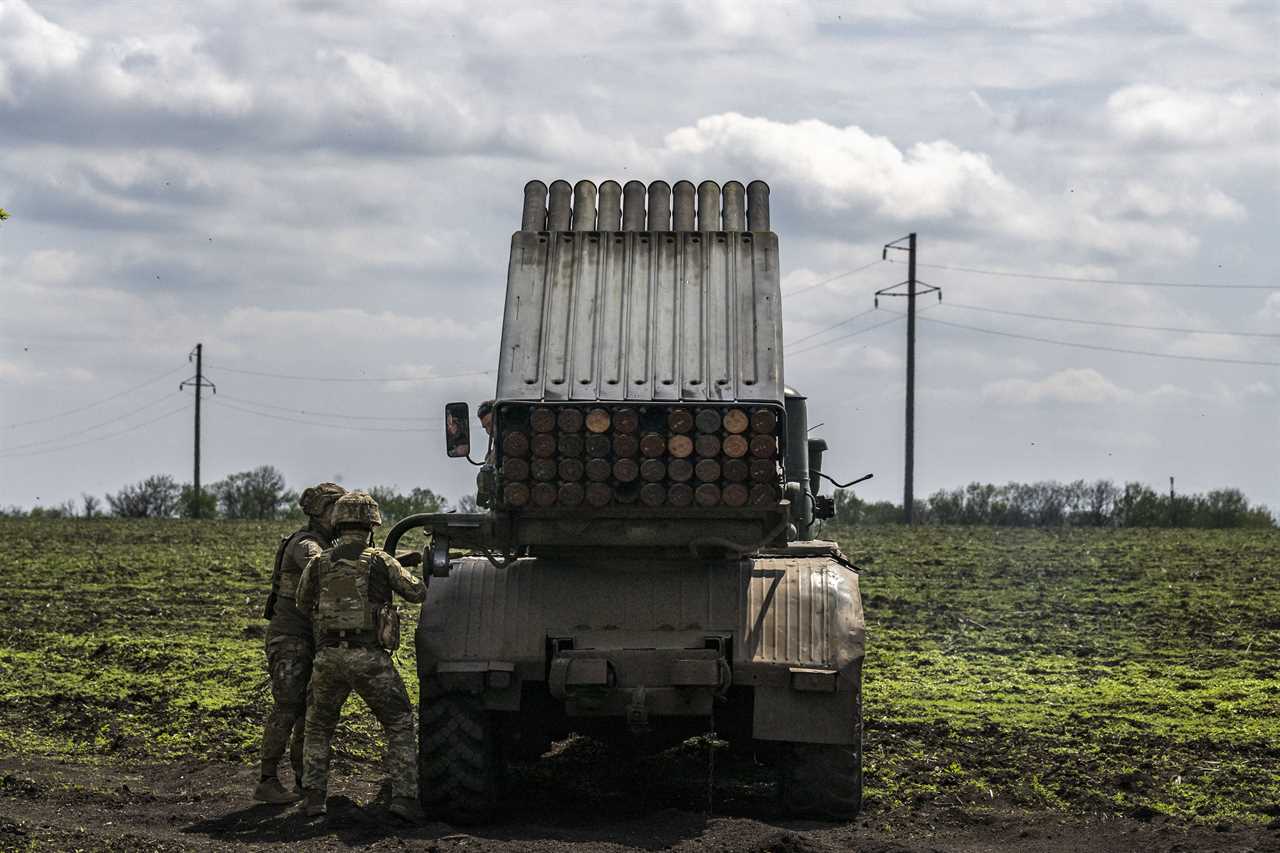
[
  {"left": 877, "top": 234, "right": 939, "bottom": 525},
  {"left": 179, "top": 344, "right": 216, "bottom": 517}
]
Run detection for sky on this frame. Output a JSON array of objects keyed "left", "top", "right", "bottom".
[{"left": 1, "top": 0, "right": 1277, "bottom": 513}]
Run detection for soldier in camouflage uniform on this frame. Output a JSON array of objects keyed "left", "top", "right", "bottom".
[
  {"left": 476, "top": 399, "right": 496, "bottom": 507},
  {"left": 296, "top": 491, "right": 427, "bottom": 821},
  {"left": 253, "top": 482, "right": 347, "bottom": 804}
]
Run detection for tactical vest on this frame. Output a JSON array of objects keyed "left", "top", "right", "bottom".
[
  {"left": 316, "top": 547, "right": 379, "bottom": 634},
  {"left": 277, "top": 530, "right": 325, "bottom": 601}
]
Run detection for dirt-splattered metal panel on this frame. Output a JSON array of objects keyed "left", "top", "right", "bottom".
[{"left": 496, "top": 229, "right": 783, "bottom": 403}]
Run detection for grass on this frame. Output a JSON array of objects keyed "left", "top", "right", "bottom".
[
  {"left": 0, "top": 519, "right": 1275, "bottom": 826},
  {"left": 836, "top": 525, "right": 1280, "bottom": 825}
]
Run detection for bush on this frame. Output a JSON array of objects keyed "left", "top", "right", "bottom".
[
  {"left": 107, "top": 475, "right": 181, "bottom": 518},
  {"left": 213, "top": 466, "right": 293, "bottom": 519},
  {"left": 829, "top": 479, "right": 1275, "bottom": 529},
  {"left": 366, "top": 486, "right": 447, "bottom": 524}
]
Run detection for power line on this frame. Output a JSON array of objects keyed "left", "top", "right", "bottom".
[
  {"left": 0, "top": 405, "right": 189, "bottom": 460},
  {"left": 0, "top": 391, "right": 181, "bottom": 453},
  {"left": 889, "top": 258, "right": 1275, "bottom": 290},
  {"left": 1, "top": 364, "right": 187, "bottom": 429},
  {"left": 940, "top": 302, "right": 1280, "bottom": 339},
  {"left": 787, "top": 311, "right": 908, "bottom": 357},
  {"left": 918, "top": 315, "right": 1280, "bottom": 366},
  {"left": 206, "top": 365, "right": 493, "bottom": 384},
  {"left": 786, "top": 308, "right": 879, "bottom": 349},
  {"left": 782, "top": 259, "right": 884, "bottom": 298},
  {"left": 211, "top": 399, "right": 439, "bottom": 432},
  {"left": 217, "top": 393, "right": 442, "bottom": 422}
]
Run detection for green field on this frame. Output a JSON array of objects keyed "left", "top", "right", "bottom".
[{"left": 0, "top": 520, "right": 1276, "bottom": 826}]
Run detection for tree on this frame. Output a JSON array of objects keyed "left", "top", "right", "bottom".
[
  {"left": 214, "top": 466, "right": 293, "bottom": 519},
  {"left": 179, "top": 485, "right": 218, "bottom": 519},
  {"left": 452, "top": 493, "right": 479, "bottom": 514},
  {"left": 0, "top": 208, "right": 9, "bottom": 221},
  {"left": 81, "top": 494, "right": 102, "bottom": 518},
  {"left": 107, "top": 475, "right": 181, "bottom": 518},
  {"left": 367, "top": 486, "right": 447, "bottom": 524}
]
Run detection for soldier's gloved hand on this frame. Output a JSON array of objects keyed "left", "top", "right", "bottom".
[
  {"left": 476, "top": 463, "right": 496, "bottom": 508},
  {"left": 263, "top": 592, "right": 277, "bottom": 620},
  {"left": 396, "top": 550, "right": 423, "bottom": 568}
]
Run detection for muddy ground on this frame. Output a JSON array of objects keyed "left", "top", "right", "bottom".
[{"left": 2, "top": 752, "right": 1275, "bottom": 853}]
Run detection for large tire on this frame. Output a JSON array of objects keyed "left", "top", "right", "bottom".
[
  {"left": 418, "top": 681, "right": 502, "bottom": 824},
  {"left": 779, "top": 742, "right": 862, "bottom": 820},
  {"left": 778, "top": 683, "right": 863, "bottom": 820}
]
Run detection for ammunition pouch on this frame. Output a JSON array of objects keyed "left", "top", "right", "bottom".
[
  {"left": 376, "top": 603, "right": 401, "bottom": 651},
  {"left": 318, "top": 629, "right": 378, "bottom": 649}
]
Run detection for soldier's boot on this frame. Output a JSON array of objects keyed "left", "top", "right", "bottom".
[
  {"left": 389, "top": 796, "right": 425, "bottom": 823},
  {"left": 253, "top": 777, "right": 303, "bottom": 804},
  {"left": 304, "top": 789, "right": 327, "bottom": 817}
]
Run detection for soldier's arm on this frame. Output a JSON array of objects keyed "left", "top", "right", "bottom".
[
  {"left": 295, "top": 557, "right": 320, "bottom": 611},
  {"left": 289, "top": 536, "right": 325, "bottom": 572},
  {"left": 379, "top": 551, "right": 427, "bottom": 604}
]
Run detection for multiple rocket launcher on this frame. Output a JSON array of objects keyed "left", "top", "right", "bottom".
[
  {"left": 495, "top": 401, "right": 784, "bottom": 510},
  {"left": 520, "top": 179, "right": 771, "bottom": 234},
  {"left": 494, "top": 177, "right": 786, "bottom": 517}
]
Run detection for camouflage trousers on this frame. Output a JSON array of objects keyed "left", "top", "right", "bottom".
[
  {"left": 302, "top": 646, "right": 417, "bottom": 799},
  {"left": 260, "top": 633, "right": 313, "bottom": 781}
]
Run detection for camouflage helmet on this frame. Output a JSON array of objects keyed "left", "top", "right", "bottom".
[
  {"left": 299, "top": 482, "right": 346, "bottom": 517},
  {"left": 332, "top": 490, "right": 382, "bottom": 528}
]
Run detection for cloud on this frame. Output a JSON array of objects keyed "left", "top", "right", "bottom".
[
  {"left": 982, "top": 368, "right": 1130, "bottom": 405},
  {"left": 660, "top": 112, "right": 1217, "bottom": 259},
  {"left": 0, "top": 0, "right": 86, "bottom": 102},
  {"left": 665, "top": 113, "right": 1024, "bottom": 225},
  {"left": 1106, "top": 84, "right": 1277, "bottom": 148},
  {"left": 1260, "top": 294, "right": 1280, "bottom": 322},
  {"left": 221, "top": 306, "right": 485, "bottom": 344}
]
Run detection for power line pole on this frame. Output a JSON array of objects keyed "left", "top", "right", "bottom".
[
  {"left": 179, "top": 344, "right": 216, "bottom": 517},
  {"left": 878, "top": 234, "right": 939, "bottom": 525}
]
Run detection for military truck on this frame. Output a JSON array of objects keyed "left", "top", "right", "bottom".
[{"left": 383, "top": 178, "right": 865, "bottom": 823}]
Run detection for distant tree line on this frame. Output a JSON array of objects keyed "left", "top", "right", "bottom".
[
  {"left": 0, "top": 465, "right": 453, "bottom": 522},
  {"left": 831, "top": 480, "right": 1275, "bottom": 528}
]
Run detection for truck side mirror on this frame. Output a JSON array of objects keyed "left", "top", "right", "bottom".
[{"left": 444, "top": 402, "right": 471, "bottom": 458}]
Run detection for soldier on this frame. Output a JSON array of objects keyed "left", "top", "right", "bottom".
[
  {"left": 254, "top": 482, "right": 346, "bottom": 804},
  {"left": 296, "top": 491, "right": 427, "bottom": 821},
  {"left": 476, "top": 399, "right": 497, "bottom": 507}
]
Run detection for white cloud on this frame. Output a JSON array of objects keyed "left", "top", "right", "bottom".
[
  {"left": 1260, "top": 294, "right": 1280, "bottom": 322},
  {"left": 1243, "top": 381, "right": 1275, "bottom": 398},
  {"left": 221, "top": 307, "right": 482, "bottom": 343},
  {"left": 665, "top": 113, "right": 1024, "bottom": 224},
  {"left": 982, "top": 368, "right": 1130, "bottom": 405},
  {"left": 0, "top": 0, "right": 86, "bottom": 102},
  {"left": 1106, "top": 84, "right": 1277, "bottom": 148}
]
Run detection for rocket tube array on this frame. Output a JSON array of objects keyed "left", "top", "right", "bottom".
[
  {"left": 497, "top": 403, "right": 783, "bottom": 510},
  {"left": 520, "top": 180, "right": 769, "bottom": 233}
]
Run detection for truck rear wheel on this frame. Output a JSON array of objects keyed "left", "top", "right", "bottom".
[
  {"left": 418, "top": 680, "right": 502, "bottom": 824},
  {"left": 779, "top": 741, "right": 862, "bottom": 820}
]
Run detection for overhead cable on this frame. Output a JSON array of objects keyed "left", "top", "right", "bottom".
[
  {"left": 940, "top": 302, "right": 1280, "bottom": 339},
  {"left": 783, "top": 259, "right": 884, "bottom": 298},
  {"left": 888, "top": 259, "right": 1275, "bottom": 290},
  {"left": 1, "top": 365, "right": 187, "bottom": 429},
  {"left": 786, "top": 308, "right": 880, "bottom": 349},
  {"left": 211, "top": 399, "right": 439, "bottom": 432},
  {"left": 0, "top": 405, "right": 189, "bottom": 459},
  {"left": 787, "top": 311, "right": 909, "bottom": 358},
  {"left": 0, "top": 392, "right": 181, "bottom": 454},
  {"left": 206, "top": 365, "right": 493, "bottom": 383},
  {"left": 918, "top": 315, "right": 1280, "bottom": 366},
  {"left": 216, "top": 393, "right": 441, "bottom": 423}
]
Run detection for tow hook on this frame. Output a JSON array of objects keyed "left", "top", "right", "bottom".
[{"left": 626, "top": 686, "right": 649, "bottom": 733}]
